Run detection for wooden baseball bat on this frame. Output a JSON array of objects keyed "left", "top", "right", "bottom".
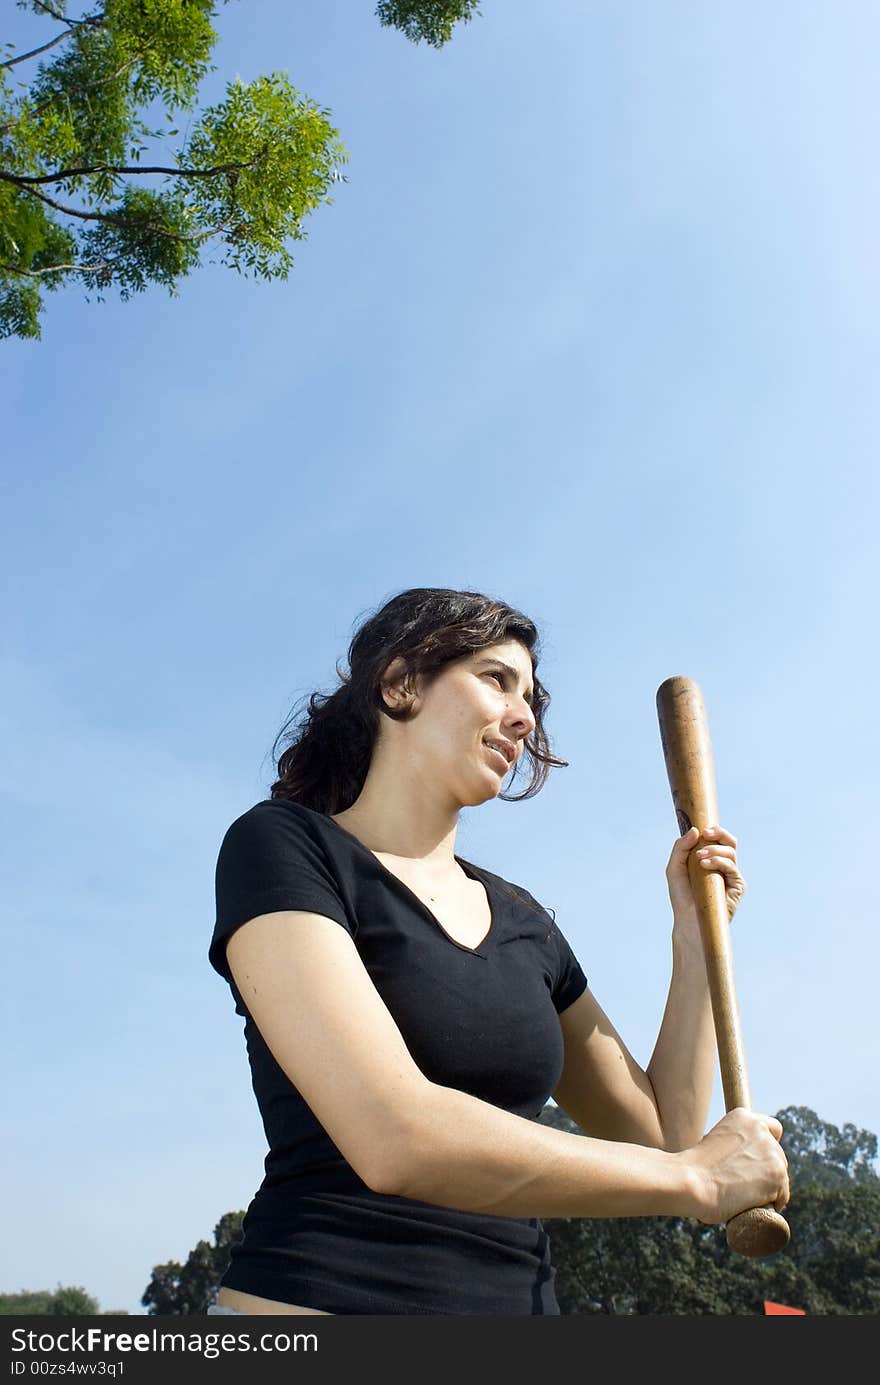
[{"left": 655, "top": 675, "right": 790, "bottom": 1258}]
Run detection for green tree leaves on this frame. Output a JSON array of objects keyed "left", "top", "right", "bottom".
[
  {"left": 1, "top": 2, "right": 485, "bottom": 338},
  {"left": 140, "top": 1210, "right": 245, "bottom": 1315},
  {"left": 107, "top": 0, "right": 217, "bottom": 109},
  {"left": 777, "top": 1103, "right": 879, "bottom": 1186},
  {"left": 184, "top": 73, "right": 346, "bottom": 280},
  {"left": 375, "top": 1, "right": 481, "bottom": 49},
  {"left": 0, "top": 1284, "right": 100, "bottom": 1315},
  {"left": 1, "top": 2, "right": 347, "bottom": 337},
  {"left": 77, "top": 185, "right": 202, "bottom": 298}
]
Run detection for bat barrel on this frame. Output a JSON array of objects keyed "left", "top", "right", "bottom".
[{"left": 656, "top": 675, "right": 721, "bottom": 837}]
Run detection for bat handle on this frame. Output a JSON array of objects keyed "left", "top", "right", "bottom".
[
  {"left": 726, "top": 1205, "right": 791, "bottom": 1257},
  {"left": 690, "top": 868, "right": 791, "bottom": 1257}
]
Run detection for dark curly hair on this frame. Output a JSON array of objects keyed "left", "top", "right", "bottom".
[{"left": 268, "top": 587, "right": 569, "bottom": 815}]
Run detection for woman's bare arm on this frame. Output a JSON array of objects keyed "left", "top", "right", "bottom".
[
  {"left": 551, "top": 827, "right": 741, "bottom": 1152},
  {"left": 225, "top": 910, "right": 788, "bottom": 1224},
  {"left": 550, "top": 939, "right": 716, "bottom": 1153}
]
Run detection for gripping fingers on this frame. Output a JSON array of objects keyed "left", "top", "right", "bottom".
[
  {"left": 676, "top": 826, "right": 738, "bottom": 858},
  {"left": 766, "top": 1116, "right": 783, "bottom": 1142},
  {"left": 756, "top": 1113, "right": 790, "bottom": 1210},
  {"left": 691, "top": 830, "right": 745, "bottom": 893},
  {"left": 697, "top": 849, "right": 741, "bottom": 879},
  {"left": 668, "top": 827, "right": 746, "bottom": 921},
  {"left": 773, "top": 1163, "right": 791, "bottom": 1212}
]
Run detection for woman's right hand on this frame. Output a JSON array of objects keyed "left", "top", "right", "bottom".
[{"left": 679, "top": 1108, "right": 790, "bottom": 1225}]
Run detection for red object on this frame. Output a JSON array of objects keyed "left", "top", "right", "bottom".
[{"left": 763, "top": 1300, "right": 806, "bottom": 1315}]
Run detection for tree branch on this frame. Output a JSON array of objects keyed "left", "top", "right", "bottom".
[
  {"left": 3, "top": 27, "right": 79, "bottom": 70},
  {"left": 0, "top": 170, "right": 241, "bottom": 247},
  {"left": 2, "top": 257, "right": 115, "bottom": 277},
  {"left": 32, "top": 2, "right": 101, "bottom": 25},
  {"left": 6, "top": 156, "right": 266, "bottom": 185},
  {"left": 2, "top": 8, "right": 105, "bottom": 70},
  {"left": 0, "top": 170, "right": 108, "bottom": 220}
]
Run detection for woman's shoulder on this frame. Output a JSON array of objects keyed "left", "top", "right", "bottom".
[
  {"left": 216, "top": 798, "right": 354, "bottom": 877},
  {"left": 223, "top": 797, "right": 334, "bottom": 838},
  {"left": 221, "top": 799, "right": 391, "bottom": 885}
]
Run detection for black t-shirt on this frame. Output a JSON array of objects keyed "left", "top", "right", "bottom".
[{"left": 209, "top": 798, "right": 588, "bottom": 1315}]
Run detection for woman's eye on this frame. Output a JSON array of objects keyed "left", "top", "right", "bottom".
[{"left": 488, "top": 671, "right": 505, "bottom": 688}]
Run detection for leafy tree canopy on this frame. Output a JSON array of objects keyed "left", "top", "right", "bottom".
[
  {"left": 1, "top": 1, "right": 481, "bottom": 339},
  {"left": 777, "top": 1103, "right": 878, "bottom": 1186},
  {"left": 141, "top": 1210, "right": 245, "bottom": 1315},
  {"left": 376, "top": 1, "right": 481, "bottom": 49}
]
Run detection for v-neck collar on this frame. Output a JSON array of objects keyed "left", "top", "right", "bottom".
[{"left": 305, "top": 804, "right": 496, "bottom": 957}]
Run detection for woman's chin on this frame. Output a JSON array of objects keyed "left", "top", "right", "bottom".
[{"left": 463, "top": 775, "right": 504, "bottom": 807}]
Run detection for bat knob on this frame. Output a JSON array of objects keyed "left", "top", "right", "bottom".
[{"left": 725, "top": 1204, "right": 791, "bottom": 1257}]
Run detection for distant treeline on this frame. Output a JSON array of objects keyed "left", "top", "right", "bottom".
[{"left": 0, "top": 1287, "right": 121, "bottom": 1315}]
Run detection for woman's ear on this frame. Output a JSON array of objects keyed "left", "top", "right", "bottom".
[{"left": 379, "top": 656, "right": 414, "bottom": 710}]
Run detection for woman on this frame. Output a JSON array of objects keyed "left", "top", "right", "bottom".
[{"left": 207, "top": 587, "right": 789, "bottom": 1316}]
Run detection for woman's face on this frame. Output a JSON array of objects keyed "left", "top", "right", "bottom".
[{"left": 383, "top": 639, "right": 538, "bottom": 807}]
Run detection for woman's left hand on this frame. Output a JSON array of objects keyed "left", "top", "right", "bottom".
[{"left": 666, "top": 824, "right": 746, "bottom": 930}]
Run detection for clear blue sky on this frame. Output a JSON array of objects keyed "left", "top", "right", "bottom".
[{"left": 3, "top": 1, "right": 878, "bottom": 1315}]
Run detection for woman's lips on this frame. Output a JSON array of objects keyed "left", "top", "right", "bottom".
[{"left": 484, "top": 742, "right": 510, "bottom": 771}]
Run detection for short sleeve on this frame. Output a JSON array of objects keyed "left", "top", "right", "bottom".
[
  {"left": 550, "top": 919, "right": 588, "bottom": 1014},
  {"left": 209, "top": 800, "right": 353, "bottom": 985},
  {"left": 497, "top": 875, "right": 589, "bottom": 1016}
]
